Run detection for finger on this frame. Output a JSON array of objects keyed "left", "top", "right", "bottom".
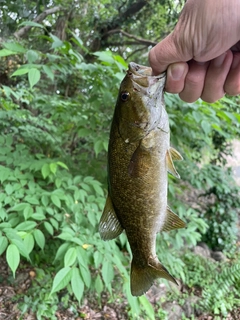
[
  {"left": 165, "top": 62, "right": 189, "bottom": 93},
  {"left": 224, "top": 52, "right": 240, "bottom": 95},
  {"left": 179, "top": 60, "right": 210, "bottom": 103},
  {"left": 148, "top": 33, "right": 192, "bottom": 75},
  {"left": 201, "top": 50, "right": 233, "bottom": 103}
]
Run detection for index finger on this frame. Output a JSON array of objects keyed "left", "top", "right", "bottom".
[{"left": 149, "top": 33, "right": 191, "bottom": 75}]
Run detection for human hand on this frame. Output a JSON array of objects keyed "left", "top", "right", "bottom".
[{"left": 148, "top": 0, "right": 240, "bottom": 103}]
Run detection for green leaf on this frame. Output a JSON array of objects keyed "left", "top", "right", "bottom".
[
  {"left": 71, "top": 267, "right": 84, "bottom": 303},
  {"left": 18, "top": 21, "right": 45, "bottom": 28},
  {"left": 93, "top": 251, "right": 103, "bottom": 268},
  {"left": 11, "top": 68, "right": 30, "bottom": 76},
  {"left": 56, "top": 162, "right": 69, "bottom": 170},
  {"left": 50, "top": 218, "right": 59, "bottom": 230},
  {"left": 57, "top": 232, "right": 73, "bottom": 241},
  {"left": 92, "top": 183, "right": 104, "bottom": 196},
  {"left": 5, "top": 184, "right": 13, "bottom": 195},
  {"left": 51, "top": 194, "right": 61, "bottom": 208},
  {"left": 41, "top": 195, "right": 49, "bottom": 207},
  {"left": 49, "top": 163, "right": 57, "bottom": 175},
  {"left": 3, "top": 42, "right": 26, "bottom": 53},
  {"left": 93, "top": 51, "right": 115, "bottom": 64},
  {"left": 31, "top": 213, "right": 46, "bottom": 220},
  {"left": 24, "top": 195, "right": 40, "bottom": 205},
  {"left": 8, "top": 203, "right": 29, "bottom": 212},
  {"left": 50, "top": 34, "right": 63, "bottom": 49},
  {"left": 54, "top": 243, "right": 70, "bottom": 262},
  {"left": 102, "top": 260, "right": 114, "bottom": 286},
  {"left": 6, "top": 244, "right": 20, "bottom": 277},
  {"left": 95, "top": 274, "right": 104, "bottom": 294},
  {"left": 23, "top": 233, "right": 35, "bottom": 254},
  {"left": 55, "top": 178, "right": 62, "bottom": 189},
  {"left": 23, "top": 205, "right": 33, "bottom": 220},
  {"left": 0, "top": 49, "right": 16, "bottom": 57},
  {"left": 28, "top": 68, "right": 41, "bottom": 89},
  {"left": 201, "top": 120, "right": 211, "bottom": 135},
  {"left": 138, "top": 296, "right": 155, "bottom": 320},
  {"left": 44, "top": 222, "right": 54, "bottom": 235},
  {"left": 50, "top": 267, "right": 72, "bottom": 294},
  {"left": 42, "top": 65, "right": 54, "bottom": 81},
  {"left": 0, "top": 236, "right": 8, "bottom": 255},
  {"left": 15, "top": 221, "right": 37, "bottom": 231},
  {"left": 94, "top": 140, "right": 103, "bottom": 156},
  {"left": 26, "top": 50, "right": 39, "bottom": 63},
  {"left": 33, "top": 229, "right": 45, "bottom": 250},
  {"left": 41, "top": 164, "right": 51, "bottom": 179},
  {"left": 64, "top": 247, "right": 77, "bottom": 267},
  {"left": 78, "top": 128, "right": 92, "bottom": 137},
  {"left": 79, "top": 264, "right": 91, "bottom": 288},
  {"left": 0, "top": 166, "right": 10, "bottom": 183}
]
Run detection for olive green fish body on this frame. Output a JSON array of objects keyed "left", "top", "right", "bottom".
[{"left": 99, "top": 62, "right": 185, "bottom": 296}]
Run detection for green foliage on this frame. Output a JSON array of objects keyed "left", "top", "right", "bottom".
[
  {"left": 169, "top": 252, "right": 240, "bottom": 318},
  {"left": 166, "top": 93, "right": 240, "bottom": 252},
  {"left": 0, "top": 4, "right": 239, "bottom": 317}
]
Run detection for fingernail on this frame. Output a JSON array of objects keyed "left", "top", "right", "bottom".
[
  {"left": 169, "top": 64, "right": 185, "bottom": 80},
  {"left": 213, "top": 52, "right": 227, "bottom": 67}
]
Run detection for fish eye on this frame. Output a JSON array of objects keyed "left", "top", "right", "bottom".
[{"left": 121, "top": 92, "right": 130, "bottom": 102}]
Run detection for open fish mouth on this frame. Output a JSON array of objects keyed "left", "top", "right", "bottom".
[{"left": 127, "top": 62, "right": 166, "bottom": 89}]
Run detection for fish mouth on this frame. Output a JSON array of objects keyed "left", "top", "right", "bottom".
[{"left": 127, "top": 62, "right": 166, "bottom": 90}]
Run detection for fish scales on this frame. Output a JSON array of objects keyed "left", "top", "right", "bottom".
[{"left": 99, "top": 62, "right": 186, "bottom": 296}]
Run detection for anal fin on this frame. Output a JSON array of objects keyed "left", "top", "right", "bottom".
[
  {"left": 161, "top": 206, "right": 186, "bottom": 232},
  {"left": 99, "top": 195, "right": 123, "bottom": 240}
]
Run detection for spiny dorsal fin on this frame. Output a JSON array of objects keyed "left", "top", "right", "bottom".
[
  {"left": 166, "top": 149, "right": 181, "bottom": 178},
  {"left": 170, "top": 147, "right": 183, "bottom": 161},
  {"left": 99, "top": 195, "right": 123, "bottom": 240},
  {"left": 161, "top": 206, "right": 186, "bottom": 232}
]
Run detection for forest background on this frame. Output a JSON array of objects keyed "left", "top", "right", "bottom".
[{"left": 0, "top": 0, "right": 240, "bottom": 319}]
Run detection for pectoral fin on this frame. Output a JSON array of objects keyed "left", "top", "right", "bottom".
[
  {"left": 166, "top": 147, "right": 182, "bottom": 178},
  {"left": 161, "top": 206, "right": 186, "bottom": 232},
  {"left": 128, "top": 144, "right": 152, "bottom": 178},
  {"left": 99, "top": 195, "right": 123, "bottom": 240}
]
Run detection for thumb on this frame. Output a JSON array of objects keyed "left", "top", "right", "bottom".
[{"left": 149, "top": 32, "right": 192, "bottom": 75}]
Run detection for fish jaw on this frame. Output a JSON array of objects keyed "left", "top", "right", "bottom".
[{"left": 116, "top": 63, "right": 167, "bottom": 143}]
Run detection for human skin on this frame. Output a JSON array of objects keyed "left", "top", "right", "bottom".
[{"left": 148, "top": 0, "right": 240, "bottom": 103}]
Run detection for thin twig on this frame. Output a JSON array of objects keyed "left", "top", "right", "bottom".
[
  {"left": 104, "top": 29, "right": 157, "bottom": 47},
  {"left": 14, "top": 6, "right": 62, "bottom": 38}
]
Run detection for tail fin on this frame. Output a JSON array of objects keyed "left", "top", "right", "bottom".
[{"left": 130, "top": 257, "right": 178, "bottom": 296}]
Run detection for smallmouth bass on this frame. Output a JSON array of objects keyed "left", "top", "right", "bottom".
[{"left": 99, "top": 62, "right": 185, "bottom": 296}]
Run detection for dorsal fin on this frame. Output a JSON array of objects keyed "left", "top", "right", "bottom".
[
  {"left": 161, "top": 206, "right": 186, "bottom": 232},
  {"left": 166, "top": 148, "right": 182, "bottom": 178},
  {"left": 99, "top": 195, "right": 124, "bottom": 240},
  {"left": 170, "top": 147, "right": 183, "bottom": 161}
]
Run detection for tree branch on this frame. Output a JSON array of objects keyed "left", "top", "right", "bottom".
[
  {"left": 14, "top": 6, "right": 63, "bottom": 38},
  {"left": 104, "top": 29, "right": 157, "bottom": 47}
]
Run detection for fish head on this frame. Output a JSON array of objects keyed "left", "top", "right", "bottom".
[{"left": 115, "top": 62, "right": 166, "bottom": 143}]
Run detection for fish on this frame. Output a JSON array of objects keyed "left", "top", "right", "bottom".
[{"left": 99, "top": 62, "right": 185, "bottom": 296}]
